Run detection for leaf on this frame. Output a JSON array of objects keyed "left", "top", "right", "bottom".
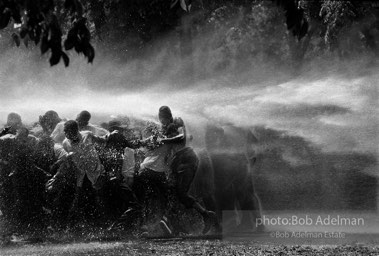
[
  {"left": 20, "top": 27, "right": 28, "bottom": 38},
  {"left": 11, "top": 5, "right": 22, "bottom": 24},
  {"left": 77, "top": 18, "right": 90, "bottom": 42},
  {"left": 28, "top": 28, "right": 35, "bottom": 41},
  {"left": 64, "top": 28, "right": 77, "bottom": 50},
  {"left": 85, "top": 44, "right": 95, "bottom": 63},
  {"left": 74, "top": 42, "right": 83, "bottom": 53},
  {"left": 12, "top": 33, "right": 20, "bottom": 47},
  {"left": 35, "top": 27, "right": 41, "bottom": 45},
  {"left": 49, "top": 16, "right": 63, "bottom": 42},
  {"left": 49, "top": 49, "right": 61, "bottom": 66},
  {"left": 74, "top": 0, "right": 83, "bottom": 16},
  {"left": 64, "top": 0, "right": 75, "bottom": 11},
  {"left": 286, "top": 10, "right": 297, "bottom": 30},
  {"left": 170, "top": 0, "right": 179, "bottom": 9},
  {"left": 41, "top": 33, "right": 49, "bottom": 54},
  {"left": 80, "top": 25, "right": 91, "bottom": 42},
  {"left": 61, "top": 51, "right": 70, "bottom": 67},
  {"left": 23, "top": 36, "right": 29, "bottom": 48},
  {"left": 180, "top": 0, "right": 192, "bottom": 12},
  {"left": 298, "top": 21, "right": 308, "bottom": 41},
  {"left": 0, "top": 8, "right": 11, "bottom": 29},
  {"left": 64, "top": 0, "right": 83, "bottom": 15}
]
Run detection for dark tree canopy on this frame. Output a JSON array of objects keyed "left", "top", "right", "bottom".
[
  {"left": 0, "top": 0, "right": 378, "bottom": 67},
  {"left": 0, "top": 0, "right": 94, "bottom": 66}
]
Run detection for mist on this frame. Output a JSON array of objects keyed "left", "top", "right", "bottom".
[
  {"left": 0, "top": 45, "right": 377, "bottom": 156},
  {"left": 0, "top": 3, "right": 378, "bottom": 211}
]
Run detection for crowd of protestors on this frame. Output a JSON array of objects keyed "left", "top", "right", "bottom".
[{"left": 0, "top": 107, "right": 217, "bottom": 239}]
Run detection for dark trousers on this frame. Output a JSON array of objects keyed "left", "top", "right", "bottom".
[
  {"left": 69, "top": 174, "right": 107, "bottom": 224},
  {"left": 133, "top": 169, "right": 168, "bottom": 214},
  {"left": 171, "top": 147, "right": 199, "bottom": 209}
]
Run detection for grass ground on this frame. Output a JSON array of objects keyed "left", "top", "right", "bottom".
[
  {"left": 1, "top": 211, "right": 378, "bottom": 255},
  {"left": 1, "top": 232, "right": 379, "bottom": 256},
  {"left": 1, "top": 239, "right": 379, "bottom": 256}
]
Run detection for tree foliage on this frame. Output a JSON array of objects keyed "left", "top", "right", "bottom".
[
  {"left": 0, "top": 0, "right": 378, "bottom": 67},
  {"left": 0, "top": 0, "right": 94, "bottom": 66}
]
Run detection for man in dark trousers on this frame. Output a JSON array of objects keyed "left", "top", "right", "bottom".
[
  {"left": 62, "top": 120, "right": 117, "bottom": 224},
  {"left": 0, "top": 127, "right": 45, "bottom": 237},
  {"left": 158, "top": 106, "right": 217, "bottom": 234},
  {"left": 99, "top": 119, "right": 139, "bottom": 221}
]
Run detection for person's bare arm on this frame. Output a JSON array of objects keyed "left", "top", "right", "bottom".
[
  {"left": 91, "top": 130, "right": 119, "bottom": 144},
  {"left": 134, "top": 135, "right": 154, "bottom": 147},
  {"left": 160, "top": 127, "right": 185, "bottom": 144}
]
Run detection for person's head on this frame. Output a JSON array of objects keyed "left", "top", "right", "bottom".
[
  {"left": 165, "top": 123, "right": 179, "bottom": 138},
  {"left": 7, "top": 112, "right": 22, "bottom": 128},
  {"left": 15, "top": 127, "right": 29, "bottom": 140},
  {"left": 158, "top": 106, "right": 173, "bottom": 126},
  {"left": 64, "top": 120, "right": 79, "bottom": 141},
  {"left": 100, "top": 122, "right": 109, "bottom": 130},
  {"left": 76, "top": 110, "right": 91, "bottom": 128},
  {"left": 108, "top": 119, "right": 128, "bottom": 133},
  {"left": 40, "top": 110, "right": 61, "bottom": 132}
]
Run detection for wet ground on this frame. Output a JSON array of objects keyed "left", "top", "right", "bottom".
[
  {"left": 1, "top": 211, "right": 379, "bottom": 255},
  {"left": 1, "top": 239, "right": 379, "bottom": 256},
  {"left": 1, "top": 233, "right": 379, "bottom": 256}
]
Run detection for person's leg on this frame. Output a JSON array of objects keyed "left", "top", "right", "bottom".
[
  {"left": 12, "top": 169, "right": 28, "bottom": 230},
  {"left": 132, "top": 171, "right": 147, "bottom": 204},
  {"left": 153, "top": 171, "right": 169, "bottom": 210},
  {"left": 107, "top": 183, "right": 142, "bottom": 230},
  {"left": 235, "top": 172, "right": 263, "bottom": 231},
  {"left": 126, "top": 169, "right": 162, "bottom": 228},
  {"left": 155, "top": 172, "right": 174, "bottom": 236},
  {"left": 119, "top": 183, "right": 140, "bottom": 210},
  {"left": 171, "top": 148, "right": 198, "bottom": 209},
  {"left": 175, "top": 168, "right": 197, "bottom": 209},
  {"left": 1, "top": 165, "right": 17, "bottom": 236},
  {"left": 93, "top": 173, "right": 108, "bottom": 224},
  {"left": 173, "top": 148, "right": 217, "bottom": 234},
  {"left": 143, "top": 170, "right": 173, "bottom": 236},
  {"left": 68, "top": 185, "right": 83, "bottom": 228},
  {"left": 214, "top": 186, "right": 236, "bottom": 233}
]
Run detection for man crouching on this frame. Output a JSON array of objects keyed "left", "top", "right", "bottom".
[{"left": 62, "top": 120, "right": 113, "bottom": 225}]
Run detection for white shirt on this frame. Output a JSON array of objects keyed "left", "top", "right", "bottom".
[
  {"left": 80, "top": 124, "right": 109, "bottom": 137},
  {"left": 140, "top": 144, "right": 170, "bottom": 173},
  {"left": 51, "top": 122, "right": 109, "bottom": 144},
  {"left": 122, "top": 147, "right": 135, "bottom": 179},
  {"left": 62, "top": 131, "right": 105, "bottom": 187},
  {"left": 50, "top": 121, "right": 66, "bottom": 144}
]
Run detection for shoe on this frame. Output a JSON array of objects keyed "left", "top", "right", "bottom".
[
  {"left": 140, "top": 225, "right": 149, "bottom": 232},
  {"left": 202, "top": 211, "right": 216, "bottom": 235},
  {"left": 107, "top": 207, "right": 139, "bottom": 231},
  {"left": 107, "top": 222, "right": 116, "bottom": 231},
  {"left": 119, "top": 207, "right": 137, "bottom": 220},
  {"left": 159, "top": 219, "right": 172, "bottom": 236}
]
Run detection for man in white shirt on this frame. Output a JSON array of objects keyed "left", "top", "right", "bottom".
[
  {"left": 51, "top": 110, "right": 108, "bottom": 144},
  {"left": 34, "top": 110, "right": 64, "bottom": 138},
  {"left": 158, "top": 106, "right": 217, "bottom": 234},
  {"left": 50, "top": 121, "right": 67, "bottom": 144},
  {"left": 134, "top": 124, "right": 169, "bottom": 199},
  {"left": 62, "top": 120, "right": 113, "bottom": 219},
  {"left": 76, "top": 110, "right": 109, "bottom": 136}
]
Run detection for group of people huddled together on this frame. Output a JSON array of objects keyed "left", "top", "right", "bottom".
[{"left": 0, "top": 106, "right": 218, "bottom": 239}]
